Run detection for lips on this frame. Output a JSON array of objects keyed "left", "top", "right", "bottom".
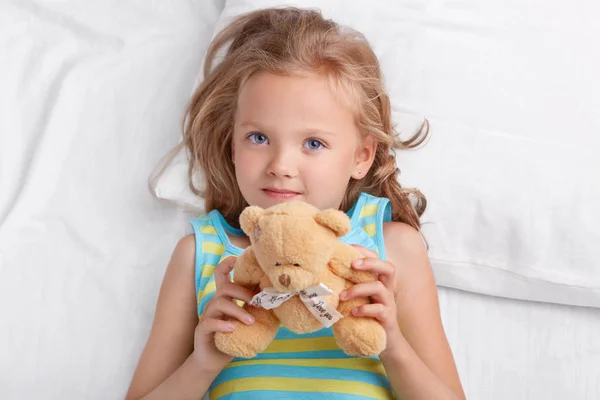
[
  {"left": 262, "top": 188, "right": 301, "bottom": 199},
  {"left": 263, "top": 188, "right": 300, "bottom": 194}
]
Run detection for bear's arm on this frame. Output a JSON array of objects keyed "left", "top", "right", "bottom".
[
  {"left": 328, "top": 242, "right": 377, "bottom": 284},
  {"left": 233, "top": 248, "right": 265, "bottom": 289}
]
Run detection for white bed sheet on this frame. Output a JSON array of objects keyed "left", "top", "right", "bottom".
[
  {"left": 0, "top": 0, "right": 225, "bottom": 398},
  {"left": 1, "top": 1, "right": 598, "bottom": 399},
  {"left": 439, "top": 288, "right": 600, "bottom": 399}
]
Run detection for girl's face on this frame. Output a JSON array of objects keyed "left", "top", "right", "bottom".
[{"left": 232, "top": 71, "right": 375, "bottom": 211}]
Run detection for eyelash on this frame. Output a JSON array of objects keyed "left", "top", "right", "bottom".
[{"left": 246, "top": 132, "right": 327, "bottom": 151}]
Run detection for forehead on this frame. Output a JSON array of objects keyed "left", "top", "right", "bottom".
[{"left": 235, "top": 71, "right": 358, "bottom": 134}]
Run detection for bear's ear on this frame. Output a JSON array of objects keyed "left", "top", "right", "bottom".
[
  {"left": 239, "top": 206, "right": 264, "bottom": 236},
  {"left": 314, "top": 209, "right": 351, "bottom": 237}
]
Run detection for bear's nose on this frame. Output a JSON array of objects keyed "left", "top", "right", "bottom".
[{"left": 279, "top": 274, "right": 291, "bottom": 287}]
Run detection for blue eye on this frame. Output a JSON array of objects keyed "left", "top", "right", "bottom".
[
  {"left": 304, "top": 139, "right": 325, "bottom": 150},
  {"left": 248, "top": 132, "right": 268, "bottom": 144}
]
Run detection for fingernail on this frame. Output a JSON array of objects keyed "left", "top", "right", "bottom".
[
  {"left": 352, "top": 308, "right": 359, "bottom": 316},
  {"left": 226, "top": 323, "right": 235, "bottom": 331},
  {"left": 339, "top": 291, "right": 347, "bottom": 300},
  {"left": 353, "top": 259, "right": 363, "bottom": 267},
  {"left": 245, "top": 315, "right": 255, "bottom": 324}
]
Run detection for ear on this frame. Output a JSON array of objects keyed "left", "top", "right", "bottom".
[
  {"left": 314, "top": 209, "right": 351, "bottom": 237},
  {"left": 239, "top": 206, "right": 264, "bottom": 235},
  {"left": 352, "top": 135, "right": 377, "bottom": 180}
]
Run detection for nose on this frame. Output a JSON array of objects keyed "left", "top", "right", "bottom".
[
  {"left": 267, "top": 147, "right": 298, "bottom": 178},
  {"left": 279, "top": 274, "right": 291, "bottom": 287}
]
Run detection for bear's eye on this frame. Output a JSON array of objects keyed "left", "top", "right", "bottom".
[
  {"left": 293, "top": 263, "right": 300, "bottom": 267},
  {"left": 275, "top": 261, "right": 281, "bottom": 266}
]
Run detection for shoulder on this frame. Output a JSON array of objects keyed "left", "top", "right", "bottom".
[
  {"left": 174, "top": 233, "right": 196, "bottom": 254},
  {"left": 168, "top": 234, "right": 197, "bottom": 274},
  {"left": 382, "top": 222, "right": 432, "bottom": 287},
  {"left": 383, "top": 222, "right": 427, "bottom": 259}
]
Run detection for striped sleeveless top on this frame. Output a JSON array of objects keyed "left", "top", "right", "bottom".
[{"left": 190, "top": 193, "right": 394, "bottom": 400}]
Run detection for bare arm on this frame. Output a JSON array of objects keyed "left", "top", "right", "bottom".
[
  {"left": 125, "top": 235, "right": 216, "bottom": 400},
  {"left": 381, "top": 223, "right": 466, "bottom": 400}
]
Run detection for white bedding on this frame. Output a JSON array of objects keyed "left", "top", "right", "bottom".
[
  {"left": 439, "top": 288, "right": 600, "bottom": 399},
  {"left": 0, "top": 1, "right": 598, "bottom": 399}
]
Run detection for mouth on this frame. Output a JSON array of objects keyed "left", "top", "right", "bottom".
[{"left": 262, "top": 188, "right": 302, "bottom": 199}]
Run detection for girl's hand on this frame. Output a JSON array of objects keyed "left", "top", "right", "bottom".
[
  {"left": 341, "top": 245, "right": 403, "bottom": 348},
  {"left": 192, "top": 257, "right": 256, "bottom": 373}
]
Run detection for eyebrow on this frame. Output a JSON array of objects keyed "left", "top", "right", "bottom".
[{"left": 239, "top": 122, "right": 336, "bottom": 137}]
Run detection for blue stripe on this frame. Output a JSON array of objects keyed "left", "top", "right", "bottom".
[
  {"left": 203, "top": 252, "right": 223, "bottom": 266},
  {"left": 360, "top": 215, "right": 377, "bottom": 229},
  {"left": 342, "top": 229, "right": 378, "bottom": 253},
  {"left": 212, "top": 364, "right": 391, "bottom": 389},
  {"left": 218, "top": 391, "right": 383, "bottom": 400},
  {"left": 198, "top": 274, "right": 216, "bottom": 289},
  {"left": 198, "top": 274, "right": 215, "bottom": 290},
  {"left": 198, "top": 277, "right": 211, "bottom": 290},
  {"left": 198, "top": 290, "right": 216, "bottom": 314},
  {"left": 274, "top": 327, "right": 334, "bottom": 339},
  {"left": 202, "top": 234, "right": 224, "bottom": 245},
  {"left": 190, "top": 219, "right": 205, "bottom": 293},
  {"left": 375, "top": 198, "right": 391, "bottom": 261}
]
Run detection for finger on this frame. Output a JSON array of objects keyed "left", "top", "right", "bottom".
[
  {"left": 218, "top": 281, "right": 255, "bottom": 303},
  {"left": 351, "top": 303, "right": 390, "bottom": 323},
  {"left": 197, "top": 318, "right": 236, "bottom": 335},
  {"left": 341, "top": 281, "right": 394, "bottom": 305},
  {"left": 214, "top": 257, "right": 237, "bottom": 290},
  {"left": 206, "top": 297, "right": 256, "bottom": 325},
  {"left": 350, "top": 244, "right": 379, "bottom": 258},
  {"left": 352, "top": 258, "right": 395, "bottom": 289}
]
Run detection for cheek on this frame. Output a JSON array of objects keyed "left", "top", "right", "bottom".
[
  {"left": 232, "top": 146, "right": 257, "bottom": 175},
  {"left": 309, "top": 150, "right": 355, "bottom": 177}
]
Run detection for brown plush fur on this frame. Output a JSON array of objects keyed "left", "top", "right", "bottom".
[{"left": 214, "top": 201, "right": 387, "bottom": 358}]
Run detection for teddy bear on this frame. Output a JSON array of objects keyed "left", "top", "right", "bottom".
[{"left": 213, "top": 200, "right": 387, "bottom": 358}]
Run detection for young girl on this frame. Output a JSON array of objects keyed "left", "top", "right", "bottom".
[{"left": 127, "top": 7, "right": 465, "bottom": 400}]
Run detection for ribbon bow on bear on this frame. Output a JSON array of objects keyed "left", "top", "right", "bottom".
[{"left": 249, "top": 283, "right": 344, "bottom": 328}]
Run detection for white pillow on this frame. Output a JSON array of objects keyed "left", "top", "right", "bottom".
[{"left": 150, "top": 0, "right": 600, "bottom": 308}]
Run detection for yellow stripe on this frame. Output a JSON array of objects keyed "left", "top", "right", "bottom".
[
  {"left": 202, "top": 281, "right": 216, "bottom": 297},
  {"left": 226, "top": 358, "right": 387, "bottom": 375},
  {"left": 263, "top": 336, "right": 339, "bottom": 353},
  {"left": 200, "top": 225, "right": 218, "bottom": 235},
  {"left": 197, "top": 289, "right": 203, "bottom": 304},
  {"left": 203, "top": 242, "right": 224, "bottom": 255},
  {"left": 201, "top": 264, "right": 216, "bottom": 278},
  {"left": 210, "top": 377, "right": 393, "bottom": 399},
  {"left": 359, "top": 204, "right": 378, "bottom": 218},
  {"left": 363, "top": 223, "right": 376, "bottom": 236}
]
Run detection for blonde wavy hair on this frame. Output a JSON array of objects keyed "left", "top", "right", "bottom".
[{"left": 183, "top": 7, "right": 429, "bottom": 230}]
